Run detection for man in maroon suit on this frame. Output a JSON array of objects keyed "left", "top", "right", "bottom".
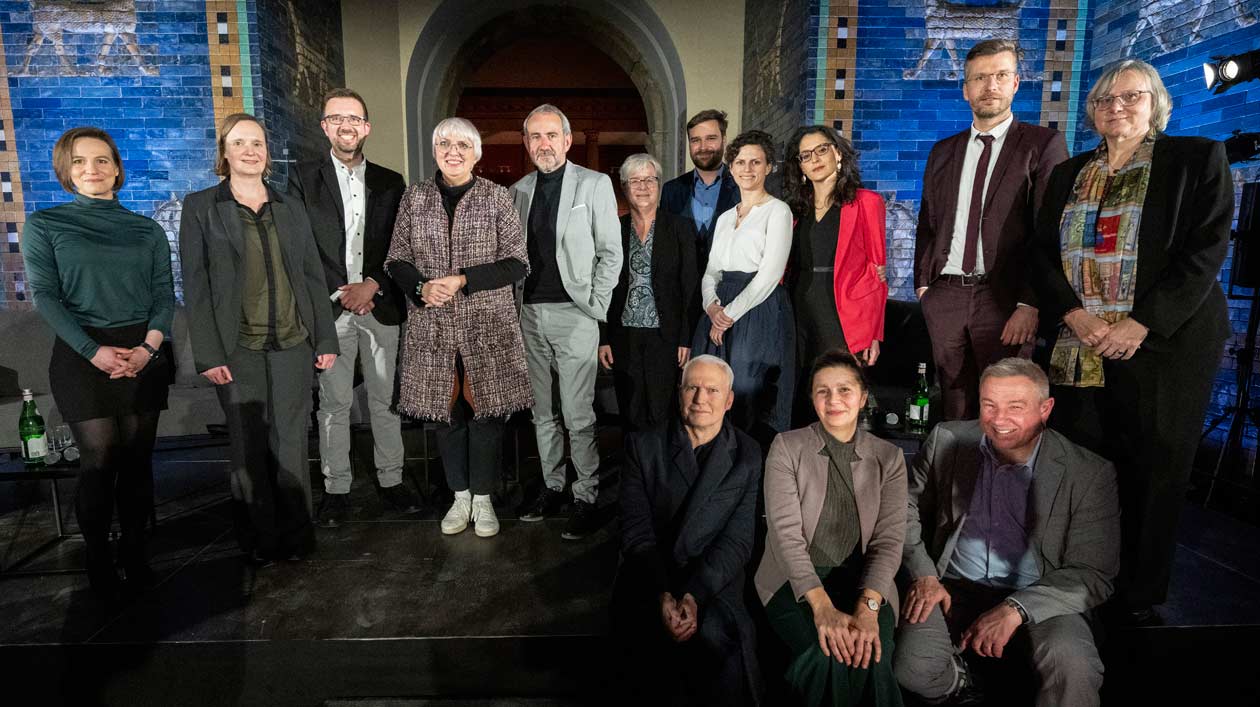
[{"left": 914, "top": 39, "right": 1068, "bottom": 420}]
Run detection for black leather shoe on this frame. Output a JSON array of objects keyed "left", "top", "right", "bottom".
[
  {"left": 317, "top": 492, "right": 350, "bottom": 528},
  {"left": 561, "top": 500, "right": 599, "bottom": 540},
  {"left": 520, "top": 487, "right": 564, "bottom": 522},
  {"left": 381, "top": 484, "right": 422, "bottom": 514},
  {"left": 946, "top": 653, "right": 985, "bottom": 705}
]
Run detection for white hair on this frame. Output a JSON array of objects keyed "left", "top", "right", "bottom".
[
  {"left": 619, "top": 153, "right": 662, "bottom": 184},
  {"left": 432, "top": 117, "right": 483, "bottom": 160},
  {"left": 522, "top": 103, "right": 572, "bottom": 136},
  {"left": 1085, "top": 59, "right": 1172, "bottom": 135},
  {"left": 681, "top": 354, "right": 734, "bottom": 391}
]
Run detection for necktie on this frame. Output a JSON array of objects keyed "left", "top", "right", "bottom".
[{"left": 961, "top": 134, "right": 996, "bottom": 274}]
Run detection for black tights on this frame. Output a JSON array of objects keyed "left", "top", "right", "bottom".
[{"left": 70, "top": 411, "right": 160, "bottom": 588}]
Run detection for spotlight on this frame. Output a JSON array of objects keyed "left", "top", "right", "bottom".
[{"left": 1204, "top": 49, "right": 1260, "bottom": 94}]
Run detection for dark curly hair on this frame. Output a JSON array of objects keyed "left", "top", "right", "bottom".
[
  {"left": 723, "top": 129, "right": 777, "bottom": 167},
  {"left": 781, "top": 126, "right": 864, "bottom": 217}
]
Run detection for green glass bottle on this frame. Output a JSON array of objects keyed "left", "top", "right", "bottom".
[
  {"left": 905, "top": 363, "right": 931, "bottom": 433},
  {"left": 19, "top": 389, "right": 48, "bottom": 466}
]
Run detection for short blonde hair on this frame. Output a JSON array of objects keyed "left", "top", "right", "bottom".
[
  {"left": 1085, "top": 59, "right": 1172, "bottom": 135},
  {"left": 215, "top": 113, "right": 272, "bottom": 178},
  {"left": 432, "top": 117, "right": 483, "bottom": 160},
  {"left": 52, "top": 127, "right": 125, "bottom": 194}
]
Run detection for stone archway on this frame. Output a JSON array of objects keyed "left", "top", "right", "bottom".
[{"left": 404, "top": 0, "right": 687, "bottom": 181}]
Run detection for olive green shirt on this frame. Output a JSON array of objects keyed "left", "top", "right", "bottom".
[
  {"left": 235, "top": 201, "right": 307, "bottom": 351},
  {"left": 808, "top": 426, "right": 862, "bottom": 568}
]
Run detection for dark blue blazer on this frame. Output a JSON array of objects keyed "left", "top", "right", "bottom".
[{"left": 661, "top": 168, "right": 740, "bottom": 271}]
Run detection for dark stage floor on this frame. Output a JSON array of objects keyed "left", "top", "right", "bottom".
[{"left": 1, "top": 433, "right": 1258, "bottom": 705}]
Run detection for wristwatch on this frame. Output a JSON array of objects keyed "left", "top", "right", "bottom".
[
  {"left": 140, "top": 342, "right": 160, "bottom": 360},
  {"left": 861, "top": 595, "right": 880, "bottom": 613},
  {"left": 1004, "top": 597, "right": 1030, "bottom": 624}
]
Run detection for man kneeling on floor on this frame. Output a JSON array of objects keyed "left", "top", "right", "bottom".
[
  {"left": 611, "top": 354, "right": 763, "bottom": 705},
  {"left": 894, "top": 358, "right": 1120, "bottom": 707}
]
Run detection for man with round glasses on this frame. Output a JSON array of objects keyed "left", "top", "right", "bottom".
[{"left": 913, "top": 39, "right": 1069, "bottom": 421}]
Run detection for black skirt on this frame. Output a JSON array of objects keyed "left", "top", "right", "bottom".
[{"left": 49, "top": 323, "right": 173, "bottom": 423}]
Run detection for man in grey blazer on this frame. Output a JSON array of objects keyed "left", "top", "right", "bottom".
[
  {"left": 511, "top": 104, "right": 623, "bottom": 540},
  {"left": 894, "top": 358, "right": 1119, "bottom": 707}
]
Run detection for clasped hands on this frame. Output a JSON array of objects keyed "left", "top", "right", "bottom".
[
  {"left": 420, "top": 274, "right": 466, "bottom": 308},
  {"left": 706, "top": 302, "right": 734, "bottom": 346},
  {"left": 806, "top": 588, "right": 882, "bottom": 669},
  {"left": 659, "top": 591, "right": 699, "bottom": 643},
  {"left": 338, "top": 279, "right": 379, "bottom": 315},
  {"left": 1063, "top": 309, "right": 1148, "bottom": 360},
  {"left": 91, "top": 345, "right": 154, "bottom": 380},
  {"left": 901, "top": 575, "right": 1022, "bottom": 659}
]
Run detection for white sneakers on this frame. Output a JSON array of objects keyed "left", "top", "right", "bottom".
[
  {"left": 441, "top": 491, "right": 499, "bottom": 538},
  {"left": 471, "top": 494, "right": 499, "bottom": 537}
]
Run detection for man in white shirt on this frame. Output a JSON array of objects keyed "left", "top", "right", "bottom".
[
  {"left": 913, "top": 39, "right": 1068, "bottom": 420},
  {"left": 288, "top": 88, "right": 418, "bottom": 526}
]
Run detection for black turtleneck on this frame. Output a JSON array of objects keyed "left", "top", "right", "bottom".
[{"left": 523, "top": 165, "right": 571, "bottom": 304}]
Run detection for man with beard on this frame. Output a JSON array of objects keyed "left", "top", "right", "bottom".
[
  {"left": 914, "top": 40, "right": 1068, "bottom": 420},
  {"left": 894, "top": 358, "right": 1118, "bottom": 707},
  {"left": 288, "top": 88, "right": 418, "bottom": 527},
  {"left": 612, "top": 354, "right": 762, "bottom": 705},
  {"left": 661, "top": 109, "right": 740, "bottom": 273},
  {"left": 511, "top": 104, "right": 622, "bottom": 540}
]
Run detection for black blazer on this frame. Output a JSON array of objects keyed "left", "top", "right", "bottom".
[
  {"left": 178, "top": 180, "right": 338, "bottom": 373},
  {"left": 1032, "top": 135, "right": 1234, "bottom": 352},
  {"left": 661, "top": 167, "right": 740, "bottom": 270},
  {"left": 914, "top": 118, "right": 1068, "bottom": 310},
  {"left": 600, "top": 210, "right": 699, "bottom": 348},
  {"left": 287, "top": 155, "right": 406, "bottom": 325},
  {"left": 614, "top": 419, "right": 762, "bottom": 697}
]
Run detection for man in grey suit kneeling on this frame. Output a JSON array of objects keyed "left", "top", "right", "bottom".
[
  {"left": 894, "top": 358, "right": 1119, "bottom": 707},
  {"left": 511, "top": 104, "right": 622, "bottom": 540}
]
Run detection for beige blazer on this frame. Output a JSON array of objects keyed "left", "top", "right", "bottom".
[{"left": 754, "top": 425, "right": 907, "bottom": 620}]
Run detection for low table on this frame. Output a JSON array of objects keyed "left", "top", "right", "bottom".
[{"left": 0, "top": 454, "right": 79, "bottom": 574}]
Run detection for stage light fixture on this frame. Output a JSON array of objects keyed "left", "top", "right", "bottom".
[
  {"left": 1225, "top": 131, "right": 1260, "bottom": 164},
  {"left": 1204, "top": 49, "right": 1260, "bottom": 94}
]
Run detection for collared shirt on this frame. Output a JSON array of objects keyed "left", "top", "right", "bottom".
[
  {"left": 332, "top": 149, "right": 367, "bottom": 284},
  {"left": 621, "top": 221, "right": 661, "bottom": 328},
  {"left": 946, "top": 433, "right": 1042, "bottom": 590},
  {"left": 235, "top": 199, "right": 308, "bottom": 351},
  {"left": 942, "top": 113, "right": 1015, "bottom": 276},
  {"left": 689, "top": 163, "right": 728, "bottom": 237}
]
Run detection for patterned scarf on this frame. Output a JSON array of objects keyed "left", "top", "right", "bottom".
[{"left": 1048, "top": 136, "right": 1154, "bottom": 387}]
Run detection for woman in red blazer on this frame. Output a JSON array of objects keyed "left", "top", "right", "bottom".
[{"left": 784, "top": 126, "right": 888, "bottom": 422}]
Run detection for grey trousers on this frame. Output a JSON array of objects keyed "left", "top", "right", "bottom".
[
  {"left": 216, "top": 343, "right": 316, "bottom": 557},
  {"left": 520, "top": 302, "right": 601, "bottom": 504},
  {"left": 893, "top": 582, "right": 1103, "bottom": 707},
  {"left": 316, "top": 311, "right": 403, "bottom": 494}
]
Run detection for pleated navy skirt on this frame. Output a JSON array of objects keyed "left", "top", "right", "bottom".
[{"left": 691, "top": 270, "right": 796, "bottom": 436}]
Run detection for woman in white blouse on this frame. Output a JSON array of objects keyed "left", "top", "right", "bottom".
[{"left": 692, "top": 129, "right": 795, "bottom": 442}]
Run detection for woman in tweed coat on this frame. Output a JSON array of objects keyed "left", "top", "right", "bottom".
[{"left": 385, "top": 117, "right": 533, "bottom": 538}]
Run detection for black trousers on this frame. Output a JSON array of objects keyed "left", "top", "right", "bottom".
[
  {"left": 1048, "top": 336, "right": 1224, "bottom": 606},
  {"left": 216, "top": 343, "right": 316, "bottom": 559},
  {"left": 611, "top": 326, "right": 679, "bottom": 432},
  {"left": 435, "top": 396, "right": 505, "bottom": 496}
]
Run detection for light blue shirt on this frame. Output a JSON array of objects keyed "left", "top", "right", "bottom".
[
  {"left": 946, "top": 435, "right": 1042, "bottom": 590},
  {"left": 689, "top": 163, "right": 728, "bottom": 236}
]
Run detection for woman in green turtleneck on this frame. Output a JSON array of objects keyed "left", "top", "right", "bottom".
[{"left": 21, "top": 127, "right": 174, "bottom": 603}]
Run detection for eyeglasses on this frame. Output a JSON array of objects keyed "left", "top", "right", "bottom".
[
  {"left": 965, "top": 70, "right": 1017, "bottom": 86},
  {"left": 797, "top": 144, "right": 835, "bottom": 163},
  {"left": 435, "top": 139, "right": 474, "bottom": 154},
  {"left": 1089, "top": 90, "right": 1151, "bottom": 108},
  {"left": 626, "top": 176, "right": 659, "bottom": 188},
  {"left": 323, "top": 114, "right": 366, "bottom": 126}
]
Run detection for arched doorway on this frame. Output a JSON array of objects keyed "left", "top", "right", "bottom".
[
  {"left": 404, "top": 0, "right": 687, "bottom": 183},
  {"left": 457, "top": 34, "right": 649, "bottom": 195}
]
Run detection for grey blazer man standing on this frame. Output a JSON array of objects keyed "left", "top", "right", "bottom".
[
  {"left": 894, "top": 359, "right": 1119, "bottom": 707},
  {"left": 511, "top": 104, "right": 622, "bottom": 540}
]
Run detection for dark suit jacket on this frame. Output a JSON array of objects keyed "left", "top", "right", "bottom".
[
  {"left": 903, "top": 422, "right": 1120, "bottom": 623},
  {"left": 178, "top": 181, "right": 338, "bottom": 373},
  {"left": 286, "top": 155, "right": 406, "bottom": 325},
  {"left": 600, "top": 210, "right": 699, "bottom": 348},
  {"left": 614, "top": 419, "right": 762, "bottom": 697},
  {"left": 661, "top": 167, "right": 740, "bottom": 270},
  {"left": 1032, "top": 135, "right": 1234, "bottom": 352},
  {"left": 914, "top": 118, "right": 1068, "bottom": 310}
]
